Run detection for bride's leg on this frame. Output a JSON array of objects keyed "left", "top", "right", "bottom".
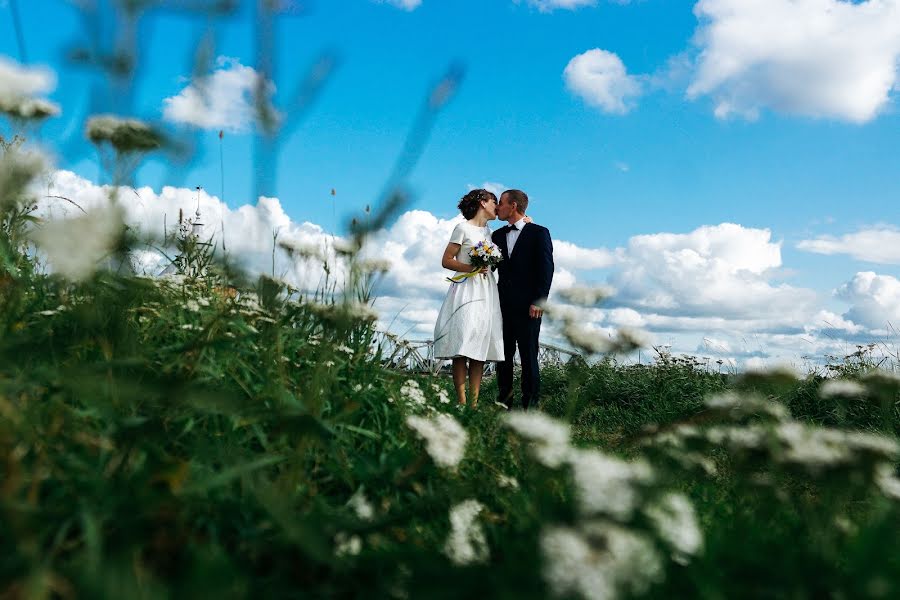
[
  {"left": 468, "top": 360, "right": 484, "bottom": 407},
  {"left": 452, "top": 357, "right": 468, "bottom": 405}
]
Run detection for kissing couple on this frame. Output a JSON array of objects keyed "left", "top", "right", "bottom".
[{"left": 433, "top": 189, "right": 554, "bottom": 410}]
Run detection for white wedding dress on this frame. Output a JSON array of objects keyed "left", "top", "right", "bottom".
[{"left": 433, "top": 222, "right": 504, "bottom": 362}]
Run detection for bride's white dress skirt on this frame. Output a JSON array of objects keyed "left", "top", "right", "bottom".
[{"left": 433, "top": 223, "right": 504, "bottom": 362}]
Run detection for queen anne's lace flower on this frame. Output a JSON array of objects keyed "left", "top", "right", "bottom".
[
  {"left": 567, "top": 449, "right": 653, "bottom": 519},
  {"left": 443, "top": 500, "right": 488, "bottom": 566},
  {"left": 541, "top": 523, "right": 662, "bottom": 600},
  {"left": 347, "top": 488, "right": 375, "bottom": 521},
  {"left": 819, "top": 379, "right": 866, "bottom": 399},
  {"left": 503, "top": 411, "right": 571, "bottom": 467},
  {"left": 334, "top": 533, "right": 362, "bottom": 557},
  {"left": 405, "top": 413, "right": 468, "bottom": 470},
  {"left": 644, "top": 493, "right": 703, "bottom": 564},
  {"left": 31, "top": 206, "right": 125, "bottom": 281}
]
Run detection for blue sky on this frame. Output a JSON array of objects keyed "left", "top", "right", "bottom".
[{"left": 3, "top": 0, "right": 900, "bottom": 367}]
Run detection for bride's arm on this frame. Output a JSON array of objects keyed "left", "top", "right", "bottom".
[{"left": 442, "top": 243, "right": 481, "bottom": 273}]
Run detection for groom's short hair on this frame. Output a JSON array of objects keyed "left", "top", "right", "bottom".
[{"left": 502, "top": 189, "right": 529, "bottom": 214}]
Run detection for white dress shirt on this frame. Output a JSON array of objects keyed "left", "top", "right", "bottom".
[{"left": 506, "top": 217, "right": 527, "bottom": 256}]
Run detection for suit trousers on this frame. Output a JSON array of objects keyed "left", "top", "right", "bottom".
[{"left": 498, "top": 308, "right": 542, "bottom": 410}]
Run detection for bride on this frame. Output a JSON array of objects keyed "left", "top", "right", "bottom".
[{"left": 433, "top": 189, "right": 529, "bottom": 407}]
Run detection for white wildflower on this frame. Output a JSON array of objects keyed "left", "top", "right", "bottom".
[
  {"left": 324, "top": 360, "right": 335, "bottom": 368},
  {"left": 541, "top": 523, "right": 662, "bottom": 600},
  {"left": 557, "top": 285, "right": 615, "bottom": 307},
  {"left": 337, "top": 344, "right": 354, "bottom": 355},
  {"left": 645, "top": 493, "right": 703, "bottom": 564},
  {"left": 353, "top": 384, "right": 363, "bottom": 393},
  {"left": 181, "top": 324, "right": 200, "bottom": 331},
  {"left": 503, "top": 411, "right": 572, "bottom": 468},
  {"left": 0, "top": 56, "right": 54, "bottom": 98},
  {"left": 443, "top": 499, "right": 488, "bottom": 566},
  {"left": 86, "top": 114, "right": 162, "bottom": 152},
  {"left": 777, "top": 423, "right": 852, "bottom": 468},
  {"left": 432, "top": 383, "right": 450, "bottom": 404},
  {"left": 400, "top": 379, "right": 427, "bottom": 407},
  {"left": 875, "top": 464, "right": 900, "bottom": 501},
  {"left": 38, "top": 309, "right": 57, "bottom": 316},
  {"left": 0, "top": 57, "right": 59, "bottom": 120},
  {"left": 197, "top": 297, "right": 211, "bottom": 307},
  {"left": 31, "top": 206, "right": 125, "bottom": 281},
  {"left": 842, "top": 431, "right": 900, "bottom": 459},
  {"left": 561, "top": 320, "right": 612, "bottom": 354},
  {"left": 185, "top": 299, "right": 201, "bottom": 312},
  {"left": 347, "top": 301, "right": 379, "bottom": 321},
  {"left": 357, "top": 258, "right": 392, "bottom": 274},
  {"left": 819, "top": 379, "right": 866, "bottom": 399},
  {"left": 567, "top": 449, "right": 653, "bottom": 520},
  {"left": 347, "top": 489, "right": 375, "bottom": 521},
  {"left": 705, "top": 391, "right": 789, "bottom": 420},
  {"left": 405, "top": 413, "right": 468, "bottom": 470},
  {"left": 334, "top": 532, "right": 362, "bottom": 557},
  {"left": 0, "top": 148, "right": 45, "bottom": 208},
  {"left": 497, "top": 474, "right": 519, "bottom": 489},
  {"left": 1, "top": 97, "right": 59, "bottom": 119}
]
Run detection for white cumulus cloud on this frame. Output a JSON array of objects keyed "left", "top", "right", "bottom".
[
  {"left": 162, "top": 57, "right": 276, "bottom": 131},
  {"left": 563, "top": 49, "right": 642, "bottom": 114},
  {"left": 797, "top": 227, "right": 900, "bottom": 264},
  {"left": 609, "top": 223, "right": 815, "bottom": 320},
  {"left": 836, "top": 271, "right": 900, "bottom": 330},
  {"left": 688, "top": 0, "right": 900, "bottom": 122}
]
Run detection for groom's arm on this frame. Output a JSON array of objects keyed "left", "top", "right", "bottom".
[{"left": 533, "top": 227, "right": 554, "bottom": 306}]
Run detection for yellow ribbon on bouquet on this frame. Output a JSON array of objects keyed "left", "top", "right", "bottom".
[{"left": 446, "top": 269, "right": 485, "bottom": 283}]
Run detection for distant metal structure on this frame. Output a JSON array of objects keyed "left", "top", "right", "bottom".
[{"left": 374, "top": 333, "right": 580, "bottom": 375}]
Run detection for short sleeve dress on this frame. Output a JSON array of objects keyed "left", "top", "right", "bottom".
[{"left": 433, "top": 222, "right": 504, "bottom": 361}]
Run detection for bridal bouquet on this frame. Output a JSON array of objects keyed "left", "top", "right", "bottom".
[{"left": 447, "top": 240, "right": 503, "bottom": 283}]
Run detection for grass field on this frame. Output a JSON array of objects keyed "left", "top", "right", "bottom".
[{"left": 2, "top": 239, "right": 899, "bottom": 598}]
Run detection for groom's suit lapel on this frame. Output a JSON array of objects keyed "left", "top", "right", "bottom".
[{"left": 497, "top": 226, "right": 510, "bottom": 261}]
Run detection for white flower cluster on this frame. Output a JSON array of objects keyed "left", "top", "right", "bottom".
[
  {"left": 392, "top": 379, "right": 451, "bottom": 412},
  {"left": 347, "top": 488, "right": 375, "bottom": 521},
  {"left": 31, "top": 205, "right": 125, "bottom": 281},
  {"left": 503, "top": 411, "right": 572, "bottom": 468},
  {"left": 0, "top": 57, "right": 60, "bottom": 120},
  {"left": 567, "top": 449, "right": 654, "bottom": 520},
  {"left": 655, "top": 390, "right": 900, "bottom": 503},
  {"left": 541, "top": 523, "right": 662, "bottom": 600},
  {"left": 405, "top": 412, "right": 468, "bottom": 470},
  {"left": 557, "top": 285, "right": 615, "bottom": 307},
  {"left": 443, "top": 499, "right": 489, "bottom": 566},
  {"left": 85, "top": 114, "right": 162, "bottom": 152},
  {"left": 819, "top": 379, "right": 866, "bottom": 399},
  {"left": 705, "top": 391, "right": 789, "bottom": 421},
  {"left": 398, "top": 379, "right": 427, "bottom": 408},
  {"left": 0, "top": 147, "right": 45, "bottom": 208},
  {"left": 504, "top": 411, "right": 704, "bottom": 598},
  {"left": 644, "top": 492, "right": 703, "bottom": 564},
  {"left": 334, "top": 532, "right": 362, "bottom": 557},
  {"left": 431, "top": 383, "right": 451, "bottom": 404}
]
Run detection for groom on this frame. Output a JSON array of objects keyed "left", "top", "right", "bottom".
[{"left": 493, "top": 189, "right": 554, "bottom": 411}]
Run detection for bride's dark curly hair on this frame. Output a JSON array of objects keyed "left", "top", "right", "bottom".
[{"left": 458, "top": 189, "right": 496, "bottom": 220}]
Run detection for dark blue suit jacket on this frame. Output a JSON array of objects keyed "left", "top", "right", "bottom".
[{"left": 492, "top": 223, "right": 554, "bottom": 314}]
